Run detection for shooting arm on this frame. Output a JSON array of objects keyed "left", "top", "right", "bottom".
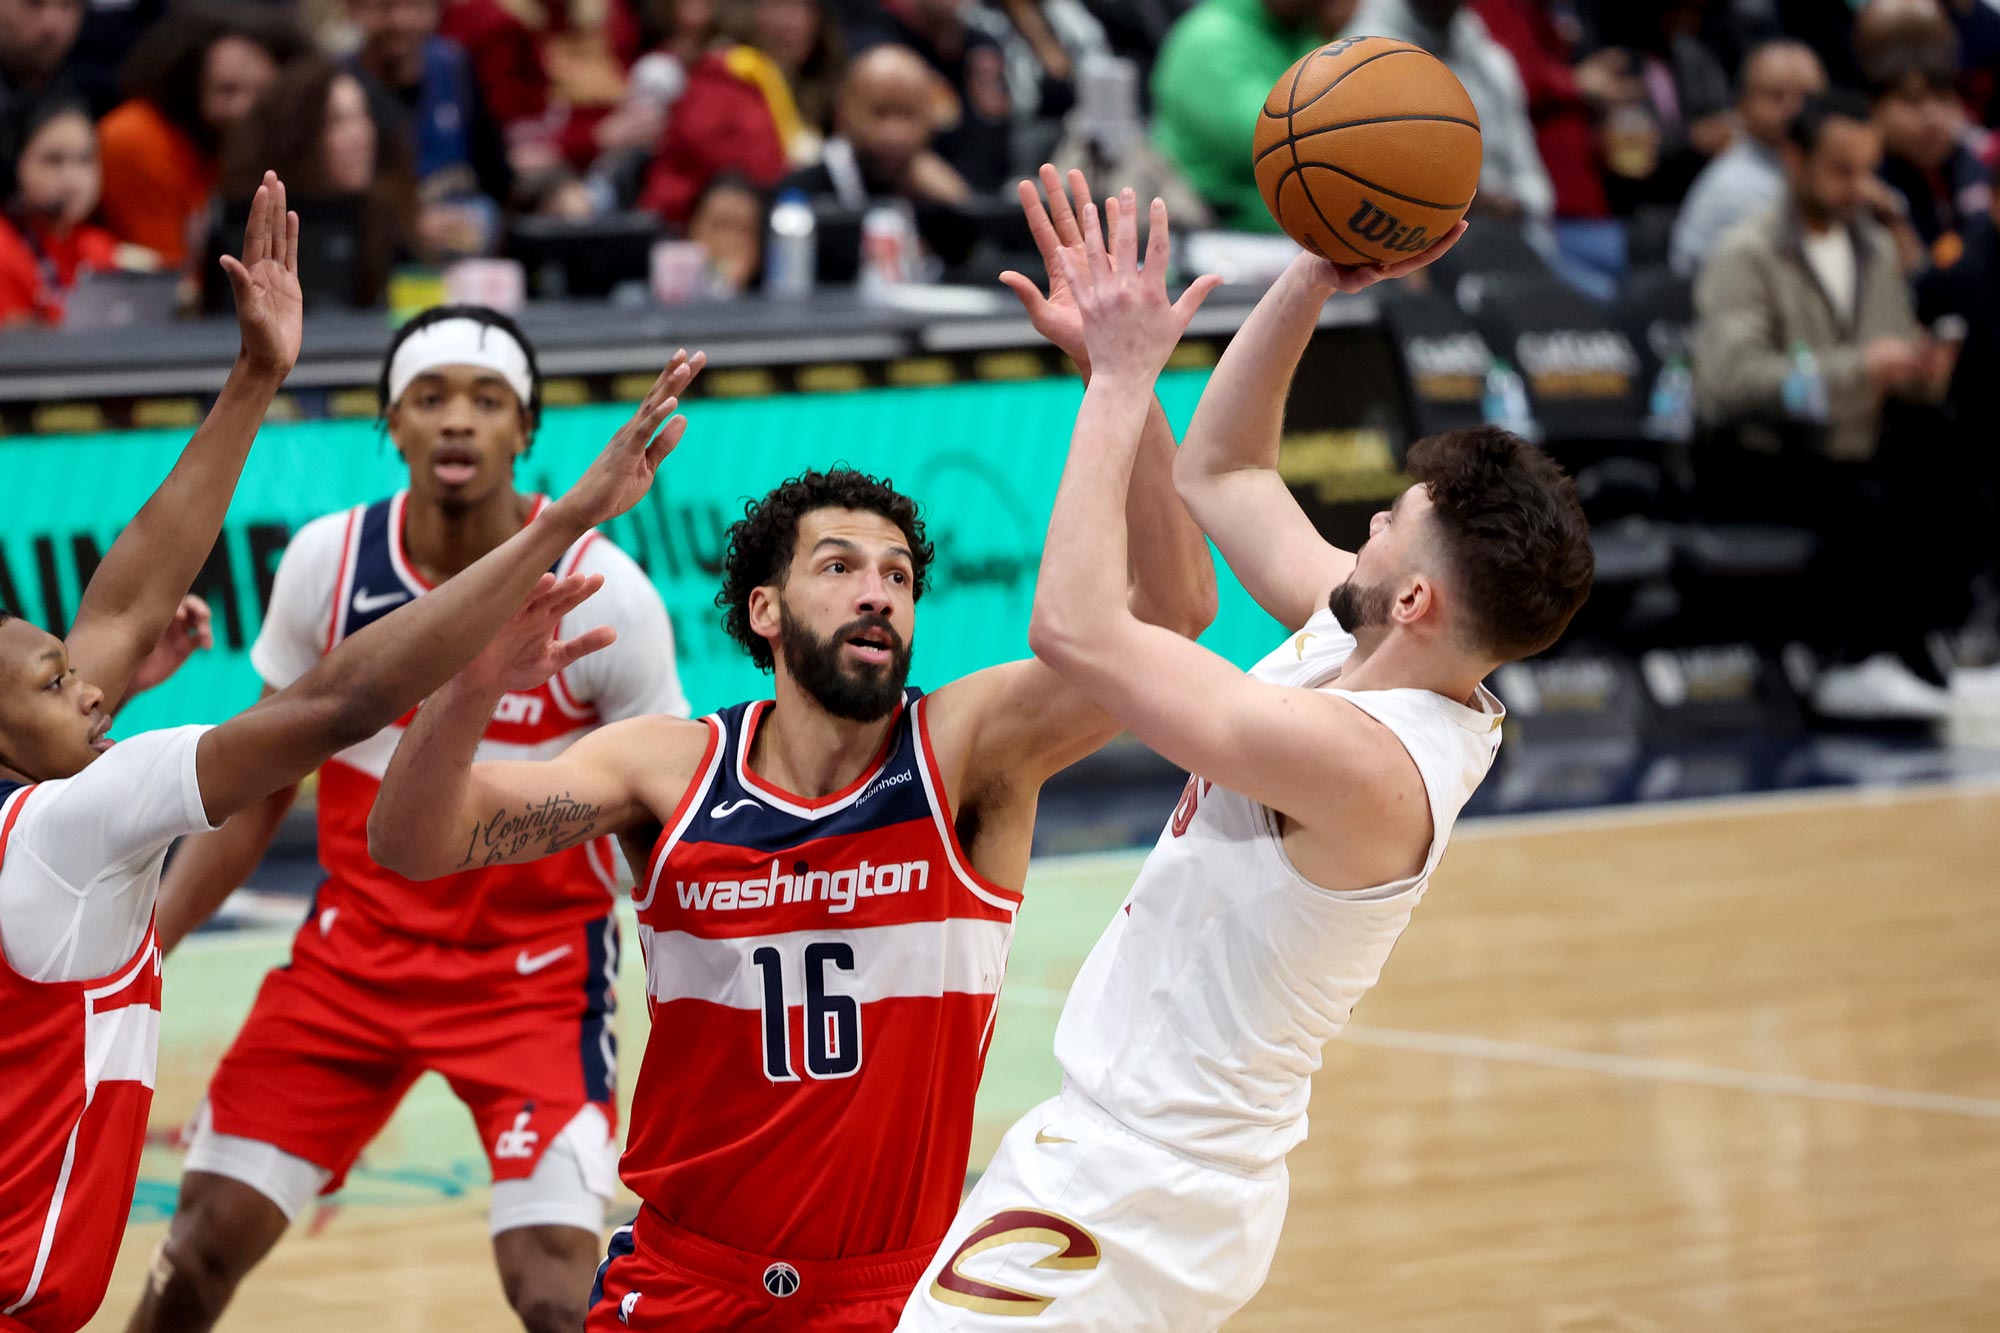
[{"left": 1173, "top": 258, "right": 1356, "bottom": 631}]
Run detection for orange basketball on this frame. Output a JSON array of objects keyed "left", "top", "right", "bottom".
[{"left": 1253, "top": 36, "right": 1483, "bottom": 265}]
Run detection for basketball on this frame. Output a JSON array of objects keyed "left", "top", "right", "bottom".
[{"left": 1253, "top": 36, "right": 1483, "bottom": 265}]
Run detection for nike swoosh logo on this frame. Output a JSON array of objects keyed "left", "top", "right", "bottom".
[
  {"left": 710, "top": 799, "right": 760, "bottom": 819},
  {"left": 1034, "top": 1128, "right": 1073, "bottom": 1145},
  {"left": 1294, "top": 631, "right": 1316, "bottom": 660},
  {"left": 515, "top": 945, "right": 573, "bottom": 975},
  {"left": 353, "top": 587, "right": 411, "bottom": 615}
]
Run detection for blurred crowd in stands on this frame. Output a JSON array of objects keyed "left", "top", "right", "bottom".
[{"left": 1, "top": 0, "right": 1997, "bottom": 718}]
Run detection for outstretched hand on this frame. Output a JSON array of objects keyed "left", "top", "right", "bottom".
[
  {"left": 1001, "top": 163, "right": 1104, "bottom": 370},
  {"left": 554, "top": 348, "right": 707, "bottom": 529},
  {"left": 1296, "top": 219, "right": 1470, "bottom": 295},
  {"left": 1055, "top": 189, "right": 1222, "bottom": 383},
  {"left": 222, "top": 171, "right": 303, "bottom": 379},
  {"left": 465, "top": 573, "right": 617, "bottom": 693},
  {"left": 127, "top": 595, "right": 214, "bottom": 695}
]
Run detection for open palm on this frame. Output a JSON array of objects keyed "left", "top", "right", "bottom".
[
  {"left": 1002, "top": 164, "right": 1104, "bottom": 369},
  {"left": 222, "top": 171, "right": 304, "bottom": 378},
  {"left": 560, "top": 349, "right": 707, "bottom": 528},
  {"left": 471, "top": 574, "right": 617, "bottom": 693}
]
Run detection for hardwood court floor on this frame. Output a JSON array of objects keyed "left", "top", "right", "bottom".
[{"left": 86, "top": 785, "right": 2000, "bottom": 1330}]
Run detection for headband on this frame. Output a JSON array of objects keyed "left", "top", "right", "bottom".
[{"left": 386, "top": 317, "right": 535, "bottom": 409}]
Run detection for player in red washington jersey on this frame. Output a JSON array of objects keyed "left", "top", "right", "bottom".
[
  {"left": 128, "top": 312, "right": 695, "bottom": 1333},
  {"left": 365, "top": 167, "right": 1217, "bottom": 1331},
  {"left": 0, "top": 175, "right": 702, "bottom": 1333}
]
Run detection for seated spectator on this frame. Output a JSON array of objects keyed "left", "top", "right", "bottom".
[
  {"left": 1671, "top": 39, "right": 1826, "bottom": 276},
  {"left": 97, "top": 4, "right": 302, "bottom": 269},
  {"left": 1149, "top": 0, "right": 1345, "bottom": 232},
  {"left": 720, "top": 0, "right": 845, "bottom": 165},
  {"left": 1691, "top": 91, "right": 1960, "bottom": 720},
  {"left": 0, "top": 95, "right": 124, "bottom": 324},
  {"left": 439, "top": 0, "right": 644, "bottom": 188},
  {"left": 1586, "top": 0, "right": 1734, "bottom": 212},
  {"left": 984, "top": 0, "right": 1111, "bottom": 126},
  {"left": 852, "top": 0, "right": 1015, "bottom": 193},
  {"left": 781, "top": 43, "right": 979, "bottom": 271},
  {"left": 346, "top": 0, "right": 512, "bottom": 258},
  {"left": 685, "top": 168, "right": 764, "bottom": 290},
  {"left": 217, "top": 57, "right": 417, "bottom": 307},
  {"left": 0, "top": 0, "right": 84, "bottom": 189},
  {"left": 1868, "top": 36, "right": 1993, "bottom": 268},
  {"left": 1355, "top": 0, "right": 1556, "bottom": 228},
  {"left": 1475, "top": 0, "right": 1634, "bottom": 297},
  {"left": 633, "top": 0, "right": 787, "bottom": 225}
]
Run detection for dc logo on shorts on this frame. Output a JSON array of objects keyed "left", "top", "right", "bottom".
[
  {"left": 762, "top": 1262, "right": 801, "bottom": 1298},
  {"left": 618, "top": 1291, "right": 639, "bottom": 1324}
]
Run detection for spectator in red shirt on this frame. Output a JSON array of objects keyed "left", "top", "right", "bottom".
[
  {"left": 634, "top": 0, "right": 787, "bottom": 224},
  {"left": 0, "top": 95, "right": 123, "bottom": 325},
  {"left": 440, "top": 0, "right": 644, "bottom": 193}
]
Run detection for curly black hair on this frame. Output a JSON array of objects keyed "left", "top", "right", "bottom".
[
  {"left": 718, "top": 468, "right": 934, "bottom": 673},
  {"left": 377, "top": 304, "right": 543, "bottom": 441}
]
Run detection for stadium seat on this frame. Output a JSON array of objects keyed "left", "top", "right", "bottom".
[
  {"left": 505, "top": 212, "right": 664, "bottom": 300},
  {"left": 1459, "top": 268, "right": 1649, "bottom": 446},
  {"left": 1374, "top": 284, "right": 1497, "bottom": 437}
]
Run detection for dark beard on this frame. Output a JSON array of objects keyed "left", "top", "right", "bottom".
[
  {"left": 1327, "top": 574, "right": 1394, "bottom": 633},
  {"left": 777, "top": 602, "right": 912, "bottom": 722}
]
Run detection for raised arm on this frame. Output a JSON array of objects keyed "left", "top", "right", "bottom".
[
  {"left": 1002, "top": 165, "right": 1217, "bottom": 637},
  {"left": 66, "top": 175, "right": 302, "bottom": 713},
  {"left": 1029, "top": 199, "right": 1419, "bottom": 851},
  {"left": 369, "top": 579, "right": 708, "bottom": 880},
  {"left": 1174, "top": 232, "right": 1466, "bottom": 631},
  {"left": 929, "top": 174, "right": 1221, "bottom": 804},
  {"left": 191, "top": 352, "right": 704, "bottom": 825}
]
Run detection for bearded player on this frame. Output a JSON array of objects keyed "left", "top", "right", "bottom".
[
  {"left": 898, "top": 204, "right": 1593, "bottom": 1331},
  {"left": 130, "top": 311, "right": 694, "bottom": 1333},
  {"left": 365, "top": 167, "right": 1217, "bottom": 1331},
  {"left": 0, "top": 172, "right": 702, "bottom": 1333}
]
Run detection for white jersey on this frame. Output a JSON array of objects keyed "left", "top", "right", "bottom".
[
  {"left": 0, "top": 726, "right": 218, "bottom": 983},
  {"left": 1053, "top": 606, "right": 1504, "bottom": 1172}
]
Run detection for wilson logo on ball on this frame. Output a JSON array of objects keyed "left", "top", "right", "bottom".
[{"left": 1346, "top": 200, "right": 1432, "bottom": 255}]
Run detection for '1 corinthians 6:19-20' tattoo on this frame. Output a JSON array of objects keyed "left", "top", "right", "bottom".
[{"left": 460, "top": 793, "right": 605, "bottom": 868}]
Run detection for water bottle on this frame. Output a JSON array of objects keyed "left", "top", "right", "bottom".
[
  {"left": 1649, "top": 353, "right": 1695, "bottom": 441},
  {"left": 1781, "top": 340, "right": 1828, "bottom": 422},
  {"left": 765, "top": 190, "right": 816, "bottom": 299},
  {"left": 1483, "top": 357, "right": 1536, "bottom": 438}
]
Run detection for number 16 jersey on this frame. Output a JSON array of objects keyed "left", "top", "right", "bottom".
[{"left": 626, "top": 689, "right": 1020, "bottom": 1260}]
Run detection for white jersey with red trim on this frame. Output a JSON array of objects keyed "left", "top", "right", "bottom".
[
  {"left": 252, "top": 492, "right": 688, "bottom": 947},
  {"left": 1054, "top": 606, "right": 1505, "bottom": 1173},
  {"left": 0, "top": 725, "right": 216, "bottom": 1331},
  {"left": 622, "top": 690, "right": 1019, "bottom": 1261}
]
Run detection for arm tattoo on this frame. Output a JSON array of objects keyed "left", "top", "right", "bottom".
[{"left": 457, "top": 792, "right": 606, "bottom": 869}]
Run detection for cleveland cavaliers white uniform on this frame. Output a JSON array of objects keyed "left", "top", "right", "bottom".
[{"left": 901, "top": 607, "right": 1504, "bottom": 1331}]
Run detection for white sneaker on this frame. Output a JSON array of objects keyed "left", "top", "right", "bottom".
[{"left": 1812, "top": 655, "right": 1951, "bottom": 721}]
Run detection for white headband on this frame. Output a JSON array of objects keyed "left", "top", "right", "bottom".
[{"left": 387, "top": 317, "right": 535, "bottom": 409}]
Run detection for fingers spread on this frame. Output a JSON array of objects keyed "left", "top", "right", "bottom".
[
  {"left": 1114, "top": 189, "right": 1139, "bottom": 274},
  {"left": 998, "top": 270, "right": 1045, "bottom": 312},
  {"left": 1019, "top": 178, "right": 1060, "bottom": 262},
  {"left": 1080, "top": 201, "right": 1108, "bottom": 278},
  {"left": 1145, "top": 197, "right": 1171, "bottom": 277},
  {"left": 1171, "top": 273, "right": 1225, "bottom": 325},
  {"left": 1043, "top": 163, "right": 1082, "bottom": 247},
  {"left": 557, "top": 626, "right": 618, "bottom": 670}
]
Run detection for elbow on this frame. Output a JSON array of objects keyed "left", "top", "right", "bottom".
[
  {"left": 367, "top": 808, "right": 444, "bottom": 881},
  {"left": 1028, "top": 605, "right": 1086, "bottom": 671}
]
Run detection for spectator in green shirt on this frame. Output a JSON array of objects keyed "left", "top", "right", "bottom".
[{"left": 1151, "top": 0, "right": 1351, "bottom": 231}]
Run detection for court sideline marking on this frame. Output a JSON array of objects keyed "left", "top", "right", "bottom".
[{"left": 999, "top": 982, "right": 2000, "bottom": 1122}]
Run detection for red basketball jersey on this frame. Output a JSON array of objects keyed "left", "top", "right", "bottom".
[
  {"left": 0, "top": 786, "right": 163, "bottom": 1332},
  {"left": 261, "top": 493, "right": 681, "bottom": 946},
  {"left": 623, "top": 691, "right": 1020, "bottom": 1260}
]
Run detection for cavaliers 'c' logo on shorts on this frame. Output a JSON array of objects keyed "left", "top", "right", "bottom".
[{"left": 929, "top": 1209, "right": 1102, "bottom": 1316}]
